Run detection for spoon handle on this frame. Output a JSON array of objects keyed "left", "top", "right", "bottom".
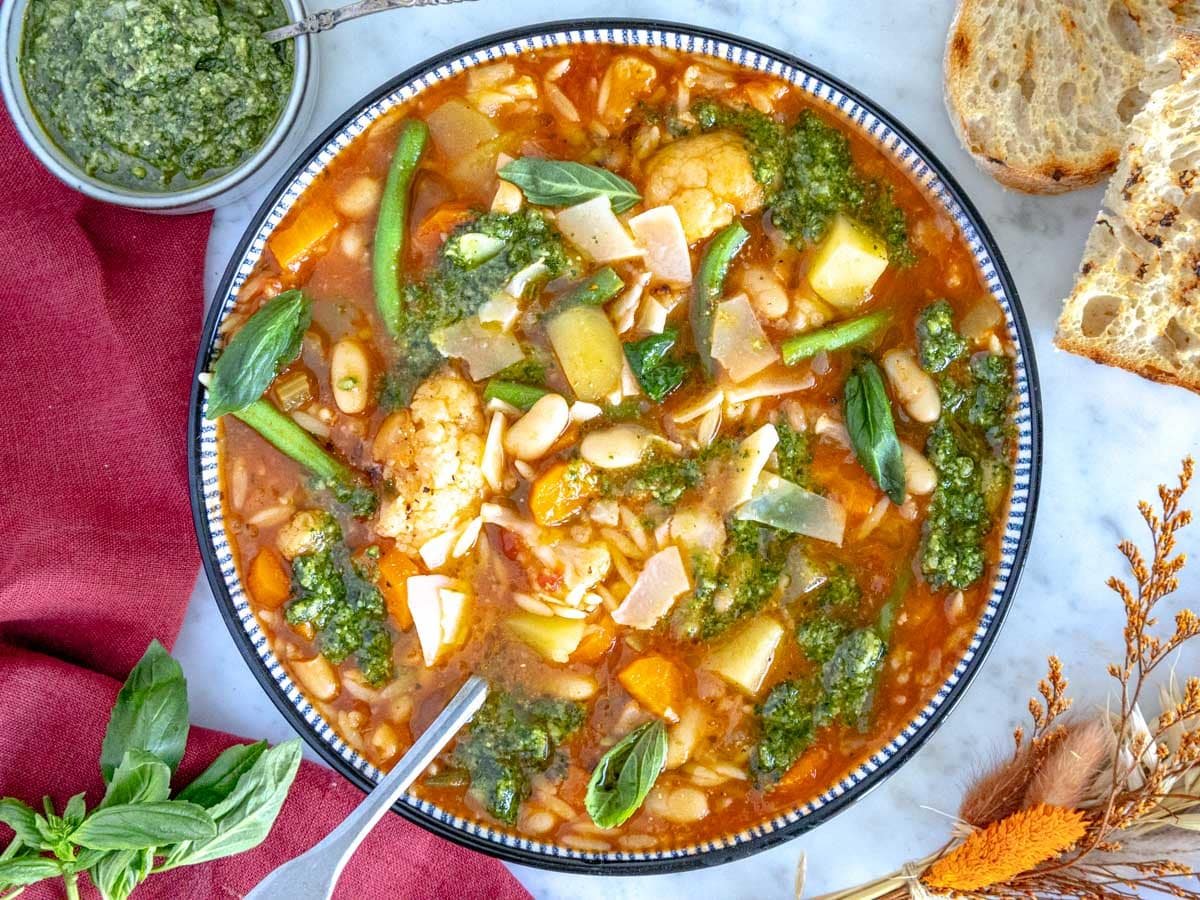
[
  {"left": 264, "top": 0, "right": 478, "bottom": 43},
  {"left": 244, "top": 675, "right": 489, "bottom": 900}
]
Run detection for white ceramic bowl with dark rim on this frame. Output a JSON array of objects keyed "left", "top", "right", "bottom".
[
  {"left": 0, "top": 0, "right": 316, "bottom": 214},
  {"left": 189, "top": 18, "right": 1043, "bottom": 874}
]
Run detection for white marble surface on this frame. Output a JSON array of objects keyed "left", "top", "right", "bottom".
[{"left": 176, "top": 1, "right": 1200, "bottom": 896}]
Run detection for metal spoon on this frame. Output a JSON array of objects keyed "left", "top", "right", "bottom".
[
  {"left": 264, "top": 0, "right": 478, "bottom": 43},
  {"left": 245, "top": 675, "right": 489, "bottom": 900}
]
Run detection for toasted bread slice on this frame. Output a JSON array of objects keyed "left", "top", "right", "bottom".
[
  {"left": 944, "top": 0, "right": 1195, "bottom": 194},
  {"left": 1056, "top": 32, "right": 1200, "bottom": 392}
]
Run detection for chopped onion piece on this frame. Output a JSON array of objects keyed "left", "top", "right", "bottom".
[
  {"left": 635, "top": 295, "right": 669, "bottom": 335},
  {"left": 432, "top": 317, "right": 524, "bottom": 380},
  {"left": 711, "top": 294, "right": 779, "bottom": 382},
  {"left": 734, "top": 473, "right": 846, "bottom": 546},
  {"left": 504, "top": 258, "right": 549, "bottom": 298},
  {"left": 612, "top": 546, "right": 691, "bottom": 629},
  {"left": 570, "top": 401, "right": 602, "bottom": 423},
  {"left": 481, "top": 411, "right": 508, "bottom": 491},
  {"left": 419, "top": 528, "right": 459, "bottom": 570},
  {"left": 629, "top": 205, "right": 692, "bottom": 286},
  {"left": 555, "top": 196, "right": 644, "bottom": 263},
  {"left": 478, "top": 293, "right": 521, "bottom": 330}
]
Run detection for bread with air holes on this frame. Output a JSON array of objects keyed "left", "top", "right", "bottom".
[
  {"left": 1056, "top": 31, "right": 1200, "bottom": 392},
  {"left": 943, "top": 0, "right": 1197, "bottom": 194}
]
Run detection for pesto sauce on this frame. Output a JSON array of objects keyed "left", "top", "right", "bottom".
[{"left": 20, "top": 0, "right": 293, "bottom": 192}]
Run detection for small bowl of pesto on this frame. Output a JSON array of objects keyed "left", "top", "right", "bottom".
[{"left": 0, "top": 0, "right": 314, "bottom": 213}]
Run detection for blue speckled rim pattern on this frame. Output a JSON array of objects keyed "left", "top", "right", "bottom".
[{"left": 188, "top": 19, "right": 1043, "bottom": 875}]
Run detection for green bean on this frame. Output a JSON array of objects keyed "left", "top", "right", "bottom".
[
  {"left": 483, "top": 380, "right": 548, "bottom": 411},
  {"left": 691, "top": 222, "right": 750, "bottom": 378},
  {"left": 551, "top": 266, "right": 625, "bottom": 312},
  {"left": 233, "top": 398, "right": 376, "bottom": 516},
  {"left": 781, "top": 310, "right": 890, "bottom": 365},
  {"left": 373, "top": 120, "right": 429, "bottom": 338}
]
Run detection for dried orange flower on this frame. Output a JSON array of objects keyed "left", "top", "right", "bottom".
[{"left": 922, "top": 804, "right": 1087, "bottom": 891}]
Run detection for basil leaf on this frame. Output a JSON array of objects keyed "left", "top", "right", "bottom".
[
  {"left": 100, "top": 640, "right": 188, "bottom": 783},
  {"left": 624, "top": 327, "right": 689, "bottom": 402},
  {"left": 61, "top": 794, "right": 87, "bottom": 828},
  {"left": 101, "top": 751, "right": 171, "bottom": 809},
  {"left": 206, "top": 289, "right": 311, "bottom": 419},
  {"left": 175, "top": 741, "right": 267, "bottom": 808},
  {"left": 0, "top": 800, "right": 41, "bottom": 850},
  {"left": 499, "top": 159, "right": 641, "bottom": 213},
  {"left": 157, "top": 740, "right": 301, "bottom": 870},
  {"left": 89, "top": 848, "right": 153, "bottom": 900},
  {"left": 844, "top": 358, "right": 906, "bottom": 504},
  {"left": 584, "top": 721, "right": 667, "bottom": 828},
  {"left": 0, "top": 855, "right": 60, "bottom": 888},
  {"left": 72, "top": 802, "right": 216, "bottom": 851}
]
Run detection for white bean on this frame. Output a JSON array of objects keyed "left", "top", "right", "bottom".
[
  {"left": 371, "top": 722, "right": 400, "bottom": 761},
  {"left": 901, "top": 442, "right": 937, "bottom": 496},
  {"left": 291, "top": 655, "right": 339, "bottom": 702},
  {"left": 579, "top": 424, "right": 653, "bottom": 469},
  {"left": 334, "top": 176, "right": 382, "bottom": 219},
  {"left": 330, "top": 339, "right": 372, "bottom": 415},
  {"left": 503, "top": 393, "right": 569, "bottom": 460},
  {"left": 881, "top": 349, "right": 940, "bottom": 423}
]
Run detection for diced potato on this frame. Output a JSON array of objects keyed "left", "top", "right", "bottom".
[
  {"left": 702, "top": 616, "right": 784, "bottom": 696},
  {"left": 425, "top": 99, "right": 499, "bottom": 156},
  {"left": 618, "top": 655, "right": 684, "bottom": 721},
  {"left": 555, "top": 197, "right": 643, "bottom": 263},
  {"left": 505, "top": 613, "right": 586, "bottom": 663},
  {"left": 806, "top": 214, "right": 889, "bottom": 310},
  {"left": 546, "top": 305, "right": 624, "bottom": 401},
  {"left": 268, "top": 202, "right": 339, "bottom": 271}
]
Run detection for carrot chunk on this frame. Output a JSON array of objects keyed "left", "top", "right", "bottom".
[
  {"left": 571, "top": 618, "right": 617, "bottom": 664},
  {"left": 378, "top": 547, "right": 420, "bottom": 630},
  {"left": 618, "top": 654, "right": 685, "bottom": 721},
  {"left": 269, "top": 202, "right": 339, "bottom": 271},
  {"left": 529, "top": 460, "right": 597, "bottom": 526},
  {"left": 247, "top": 548, "right": 291, "bottom": 610}
]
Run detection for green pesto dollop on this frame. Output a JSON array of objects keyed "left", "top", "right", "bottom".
[{"left": 20, "top": 0, "right": 293, "bottom": 191}]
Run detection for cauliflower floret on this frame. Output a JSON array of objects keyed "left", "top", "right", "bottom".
[
  {"left": 373, "top": 367, "right": 486, "bottom": 556},
  {"left": 598, "top": 55, "right": 658, "bottom": 127},
  {"left": 642, "top": 131, "right": 765, "bottom": 244}
]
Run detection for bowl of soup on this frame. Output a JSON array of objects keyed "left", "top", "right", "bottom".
[{"left": 189, "top": 20, "right": 1041, "bottom": 872}]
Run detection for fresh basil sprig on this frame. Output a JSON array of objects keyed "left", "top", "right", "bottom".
[
  {"left": 499, "top": 158, "right": 641, "bottom": 213},
  {"left": 206, "top": 289, "right": 310, "bottom": 419},
  {"left": 584, "top": 720, "right": 667, "bottom": 828},
  {"left": 0, "top": 641, "right": 301, "bottom": 900},
  {"left": 844, "top": 358, "right": 906, "bottom": 504}
]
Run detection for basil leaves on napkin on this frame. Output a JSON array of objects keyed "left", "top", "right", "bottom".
[{"left": 0, "top": 641, "right": 301, "bottom": 900}]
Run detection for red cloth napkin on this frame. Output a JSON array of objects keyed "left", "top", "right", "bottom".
[{"left": 0, "top": 112, "right": 530, "bottom": 900}]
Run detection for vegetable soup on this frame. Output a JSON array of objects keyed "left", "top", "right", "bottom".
[{"left": 207, "top": 44, "right": 1017, "bottom": 850}]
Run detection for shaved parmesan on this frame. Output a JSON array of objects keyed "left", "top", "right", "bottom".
[
  {"left": 629, "top": 205, "right": 692, "bottom": 286},
  {"left": 612, "top": 546, "right": 691, "bottom": 629},
  {"left": 556, "top": 196, "right": 643, "bottom": 263},
  {"left": 432, "top": 317, "right": 524, "bottom": 380},
  {"left": 715, "top": 423, "right": 778, "bottom": 512},
  {"left": 711, "top": 294, "right": 779, "bottom": 382}
]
